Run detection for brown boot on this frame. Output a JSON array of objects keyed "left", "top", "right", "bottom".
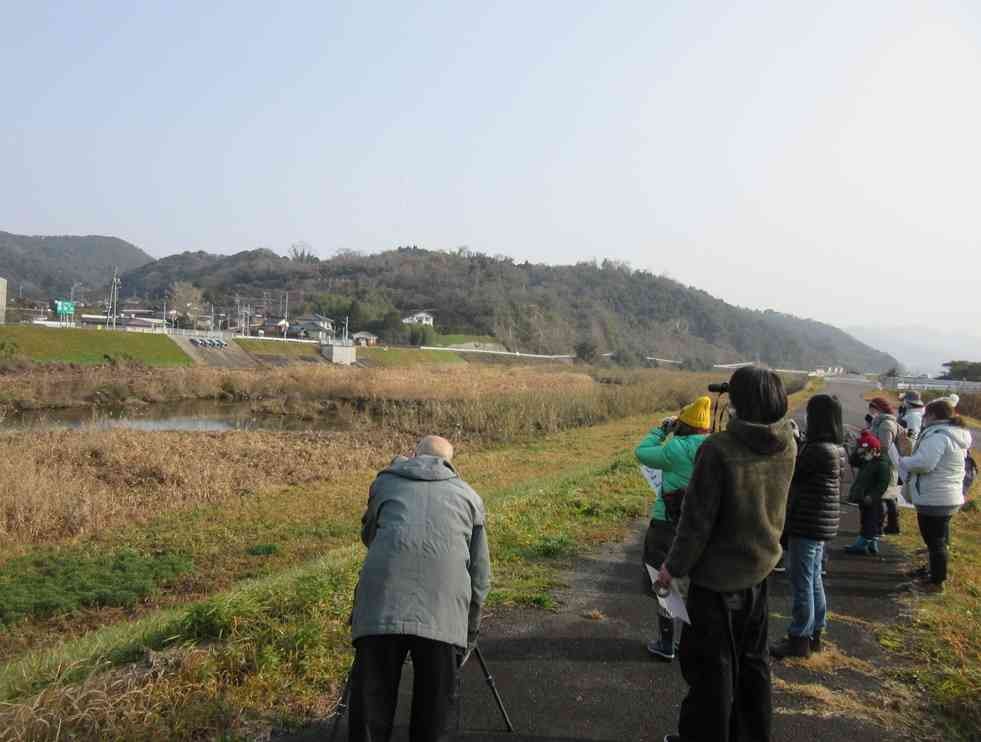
[
  {"left": 810, "top": 629, "right": 823, "bottom": 653},
  {"left": 771, "top": 634, "right": 811, "bottom": 660}
]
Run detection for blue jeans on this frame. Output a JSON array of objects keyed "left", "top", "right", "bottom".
[{"left": 787, "top": 537, "right": 826, "bottom": 639}]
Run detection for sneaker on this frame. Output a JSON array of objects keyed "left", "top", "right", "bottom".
[
  {"left": 663, "top": 735, "right": 681, "bottom": 742},
  {"left": 845, "top": 537, "right": 871, "bottom": 555},
  {"left": 647, "top": 638, "right": 675, "bottom": 661},
  {"left": 906, "top": 565, "right": 929, "bottom": 578},
  {"left": 868, "top": 539, "right": 880, "bottom": 555}
]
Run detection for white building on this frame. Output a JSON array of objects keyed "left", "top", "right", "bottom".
[{"left": 402, "top": 310, "right": 434, "bottom": 326}]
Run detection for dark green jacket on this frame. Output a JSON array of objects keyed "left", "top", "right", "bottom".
[
  {"left": 848, "top": 455, "right": 892, "bottom": 504},
  {"left": 665, "top": 417, "right": 797, "bottom": 592},
  {"left": 352, "top": 455, "right": 491, "bottom": 649}
]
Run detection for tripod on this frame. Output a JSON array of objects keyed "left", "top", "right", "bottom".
[{"left": 327, "top": 642, "right": 514, "bottom": 741}]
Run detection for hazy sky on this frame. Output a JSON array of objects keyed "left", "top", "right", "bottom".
[{"left": 4, "top": 1, "right": 981, "bottom": 338}]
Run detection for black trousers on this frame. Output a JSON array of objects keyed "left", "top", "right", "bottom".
[
  {"left": 678, "top": 580, "right": 772, "bottom": 742},
  {"left": 348, "top": 635, "right": 458, "bottom": 742},
  {"left": 917, "top": 513, "right": 953, "bottom": 585},
  {"left": 859, "top": 500, "right": 885, "bottom": 539}
]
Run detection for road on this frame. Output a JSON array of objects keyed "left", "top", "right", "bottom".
[{"left": 287, "top": 379, "right": 930, "bottom": 742}]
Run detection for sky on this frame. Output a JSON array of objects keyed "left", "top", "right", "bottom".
[{"left": 3, "top": 0, "right": 981, "bottom": 348}]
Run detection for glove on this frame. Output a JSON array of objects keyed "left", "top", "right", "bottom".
[
  {"left": 863, "top": 496, "right": 872, "bottom": 506},
  {"left": 458, "top": 630, "right": 479, "bottom": 667}
]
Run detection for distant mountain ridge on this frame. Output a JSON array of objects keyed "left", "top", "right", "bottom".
[
  {"left": 0, "top": 231, "right": 154, "bottom": 299},
  {"left": 121, "top": 245, "right": 898, "bottom": 372}
]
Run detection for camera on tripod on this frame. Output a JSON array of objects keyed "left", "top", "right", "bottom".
[{"left": 708, "top": 382, "right": 729, "bottom": 394}]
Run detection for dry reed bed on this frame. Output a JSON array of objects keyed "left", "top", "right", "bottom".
[
  {"left": 0, "top": 370, "right": 714, "bottom": 550},
  {"left": 0, "top": 429, "right": 406, "bottom": 551},
  {"left": 0, "top": 363, "right": 596, "bottom": 410}
]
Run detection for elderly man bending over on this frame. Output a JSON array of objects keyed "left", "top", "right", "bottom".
[{"left": 348, "top": 435, "right": 491, "bottom": 742}]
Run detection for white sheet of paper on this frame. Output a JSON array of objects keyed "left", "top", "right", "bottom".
[
  {"left": 639, "top": 466, "right": 663, "bottom": 495},
  {"left": 896, "top": 493, "right": 916, "bottom": 510},
  {"left": 645, "top": 563, "right": 691, "bottom": 625}
]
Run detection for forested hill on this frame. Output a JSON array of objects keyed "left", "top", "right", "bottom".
[
  {"left": 121, "top": 246, "right": 898, "bottom": 371},
  {"left": 0, "top": 231, "right": 154, "bottom": 298}
]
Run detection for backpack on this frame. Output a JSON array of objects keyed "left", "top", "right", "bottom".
[{"left": 966, "top": 453, "right": 978, "bottom": 495}]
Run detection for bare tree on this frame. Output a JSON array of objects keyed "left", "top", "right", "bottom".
[
  {"left": 289, "top": 241, "right": 317, "bottom": 263},
  {"left": 168, "top": 281, "right": 204, "bottom": 327}
]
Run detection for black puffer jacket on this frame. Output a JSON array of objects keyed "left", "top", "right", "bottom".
[{"left": 785, "top": 441, "right": 842, "bottom": 541}]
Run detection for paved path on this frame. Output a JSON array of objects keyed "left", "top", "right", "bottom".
[{"left": 291, "top": 380, "right": 931, "bottom": 742}]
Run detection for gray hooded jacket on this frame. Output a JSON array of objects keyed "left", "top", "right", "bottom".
[{"left": 351, "top": 455, "right": 491, "bottom": 649}]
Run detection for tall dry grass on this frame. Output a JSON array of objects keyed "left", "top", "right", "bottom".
[
  {"left": 0, "top": 429, "right": 406, "bottom": 551},
  {"left": 0, "top": 368, "right": 713, "bottom": 550}
]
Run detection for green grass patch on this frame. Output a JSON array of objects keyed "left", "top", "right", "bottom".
[
  {"left": 358, "top": 346, "right": 466, "bottom": 367},
  {"left": 0, "top": 549, "right": 193, "bottom": 625},
  {"left": 235, "top": 338, "right": 320, "bottom": 358},
  {"left": 246, "top": 544, "right": 280, "bottom": 557},
  {"left": 0, "top": 326, "right": 192, "bottom": 366}
]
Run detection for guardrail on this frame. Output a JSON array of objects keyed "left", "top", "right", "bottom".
[
  {"left": 419, "top": 346, "right": 574, "bottom": 360},
  {"left": 884, "top": 377, "right": 981, "bottom": 393}
]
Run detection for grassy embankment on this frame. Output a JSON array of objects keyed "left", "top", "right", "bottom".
[
  {"left": 358, "top": 346, "right": 466, "bottom": 366},
  {"left": 428, "top": 333, "right": 499, "bottom": 347},
  {"left": 235, "top": 338, "right": 321, "bottom": 359},
  {"left": 0, "top": 325, "right": 191, "bottom": 367},
  {"left": 0, "top": 366, "right": 735, "bottom": 740},
  {"left": 873, "top": 467, "right": 981, "bottom": 741}
]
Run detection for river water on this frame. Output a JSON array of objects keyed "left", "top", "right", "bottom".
[{"left": 0, "top": 401, "right": 344, "bottom": 434}]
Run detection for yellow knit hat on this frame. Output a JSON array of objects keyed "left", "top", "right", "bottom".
[{"left": 678, "top": 396, "right": 712, "bottom": 431}]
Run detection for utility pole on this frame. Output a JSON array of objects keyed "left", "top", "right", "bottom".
[
  {"left": 162, "top": 299, "right": 167, "bottom": 332},
  {"left": 106, "top": 267, "right": 121, "bottom": 329}
]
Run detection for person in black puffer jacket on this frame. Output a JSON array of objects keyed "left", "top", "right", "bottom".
[{"left": 772, "top": 394, "right": 843, "bottom": 659}]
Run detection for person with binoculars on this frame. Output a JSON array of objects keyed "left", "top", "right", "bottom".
[{"left": 635, "top": 396, "right": 711, "bottom": 661}]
